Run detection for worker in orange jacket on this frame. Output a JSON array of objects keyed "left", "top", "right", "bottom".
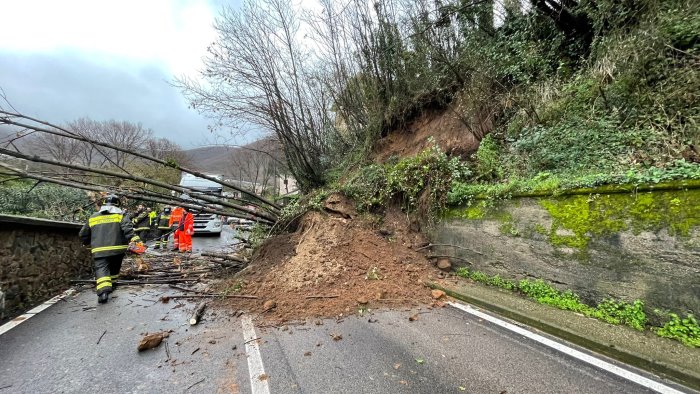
[
  {"left": 179, "top": 208, "right": 194, "bottom": 253},
  {"left": 168, "top": 206, "right": 185, "bottom": 251}
]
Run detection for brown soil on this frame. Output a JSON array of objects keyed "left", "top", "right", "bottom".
[
  {"left": 373, "top": 108, "right": 480, "bottom": 162},
  {"left": 218, "top": 194, "right": 444, "bottom": 324}
]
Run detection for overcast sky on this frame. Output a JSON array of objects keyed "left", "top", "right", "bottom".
[{"left": 0, "top": 0, "right": 241, "bottom": 148}]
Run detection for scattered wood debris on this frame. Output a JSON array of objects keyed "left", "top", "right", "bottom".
[{"left": 189, "top": 302, "right": 207, "bottom": 325}]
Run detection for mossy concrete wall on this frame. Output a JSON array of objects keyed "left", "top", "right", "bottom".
[
  {"left": 0, "top": 215, "right": 91, "bottom": 321},
  {"left": 433, "top": 186, "right": 700, "bottom": 315}
]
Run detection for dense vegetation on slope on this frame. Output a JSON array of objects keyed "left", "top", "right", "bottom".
[{"left": 184, "top": 0, "right": 698, "bottom": 196}]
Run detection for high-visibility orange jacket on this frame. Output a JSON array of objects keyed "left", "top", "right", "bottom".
[
  {"left": 181, "top": 212, "right": 194, "bottom": 236},
  {"left": 169, "top": 207, "right": 184, "bottom": 228}
]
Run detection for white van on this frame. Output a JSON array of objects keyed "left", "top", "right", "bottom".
[{"left": 179, "top": 174, "right": 224, "bottom": 236}]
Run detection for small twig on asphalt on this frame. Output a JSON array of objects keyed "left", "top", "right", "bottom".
[
  {"left": 96, "top": 330, "right": 107, "bottom": 345},
  {"left": 186, "top": 378, "right": 205, "bottom": 391},
  {"left": 168, "top": 284, "right": 208, "bottom": 294},
  {"left": 191, "top": 347, "right": 200, "bottom": 355},
  {"left": 165, "top": 340, "right": 171, "bottom": 361},
  {"left": 0, "top": 385, "right": 13, "bottom": 390},
  {"left": 163, "top": 294, "right": 258, "bottom": 300},
  {"left": 305, "top": 295, "right": 339, "bottom": 299},
  {"left": 244, "top": 337, "right": 261, "bottom": 345}
]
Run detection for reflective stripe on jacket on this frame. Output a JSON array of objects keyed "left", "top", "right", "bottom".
[
  {"left": 79, "top": 208, "right": 139, "bottom": 258},
  {"left": 157, "top": 214, "right": 171, "bottom": 230},
  {"left": 181, "top": 212, "right": 195, "bottom": 235},
  {"left": 132, "top": 210, "right": 150, "bottom": 232}
]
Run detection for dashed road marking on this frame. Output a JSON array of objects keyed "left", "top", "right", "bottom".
[
  {"left": 449, "top": 301, "right": 685, "bottom": 394},
  {"left": 0, "top": 289, "right": 75, "bottom": 337},
  {"left": 241, "top": 315, "right": 271, "bottom": 394}
]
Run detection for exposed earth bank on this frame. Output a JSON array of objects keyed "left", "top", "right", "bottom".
[{"left": 219, "top": 194, "right": 447, "bottom": 324}]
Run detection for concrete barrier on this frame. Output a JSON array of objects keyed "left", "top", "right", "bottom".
[{"left": 431, "top": 186, "right": 700, "bottom": 317}]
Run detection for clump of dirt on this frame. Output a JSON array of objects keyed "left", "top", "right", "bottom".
[
  {"left": 219, "top": 194, "right": 443, "bottom": 324},
  {"left": 374, "top": 108, "right": 480, "bottom": 162}
]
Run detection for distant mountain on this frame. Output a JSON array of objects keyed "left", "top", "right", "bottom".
[
  {"left": 185, "top": 145, "right": 235, "bottom": 175},
  {"left": 184, "top": 137, "right": 283, "bottom": 180}
]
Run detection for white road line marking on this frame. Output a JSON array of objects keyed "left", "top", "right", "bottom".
[
  {"left": 241, "top": 315, "right": 271, "bottom": 394},
  {"left": 0, "top": 289, "right": 75, "bottom": 337},
  {"left": 449, "top": 301, "right": 685, "bottom": 394}
]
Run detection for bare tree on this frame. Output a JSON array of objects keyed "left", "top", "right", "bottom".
[
  {"left": 66, "top": 118, "right": 100, "bottom": 167},
  {"left": 99, "top": 120, "right": 153, "bottom": 168},
  {"left": 28, "top": 129, "right": 84, "bottom": 165},
  {"left": 176, "top": 0, "right": 341, "bottom": 191}
]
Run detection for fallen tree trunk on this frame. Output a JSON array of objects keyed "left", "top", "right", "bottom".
[
  {"left": 0, "top": 162, "right": 261, "bottom": 222},
  {"left": 70, "top": 279, "right": 197, "bottom": 285},
  {"left": 0, "top": 147, "right": 277, "bottom": 223},
  {"left": 201, "top": 252, "right": 248, "bottom": 264},
  {"left": 189, "top": 302, "right": 207, "bottom": 325},
  {"left": 0, "top": 110, "right": 280, "bottom": 211}
]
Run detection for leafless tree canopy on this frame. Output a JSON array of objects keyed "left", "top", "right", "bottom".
[
  {"left": 176, "top": 0, "right": 343, "bottom": 191},
  {"left": 176, "top": 0, "right": 525, "bottom": 190}
]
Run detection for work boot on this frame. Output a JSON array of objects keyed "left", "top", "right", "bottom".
[
  {"left": 98, "top": 292, "right": 109, "bottom": 304},
  {"left": 153, "top": 245, "right": 160, "bottom": 250}
]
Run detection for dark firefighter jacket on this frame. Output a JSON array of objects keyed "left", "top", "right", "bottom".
[
  {"left": 79, "top": 206, "right": 140, "bottom": 258},
  {"left": 157, "top": 213, "right": 171, "bottom": 230},
  {"left": 132, "top": 210, "right": 151, "bottom": 232}
]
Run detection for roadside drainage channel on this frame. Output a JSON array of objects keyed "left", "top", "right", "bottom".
[
  {"left": 426, "top": 282, "right": 700, "bottom": 392},
  {"left": 0, "top": 289, "right": 76, "bottom": 336}
]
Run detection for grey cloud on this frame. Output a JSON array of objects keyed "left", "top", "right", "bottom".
[{"left": 0, "top": 51, "right": 216, "bottom": 148}]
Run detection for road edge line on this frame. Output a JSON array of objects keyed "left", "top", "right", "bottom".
[
  {"left": 0, "top": 288, "right": 75, "bottom": 337},
  {"left": 241, "top": 315, "right": 271, "bottom": 394},
  {"left": 449, "top": 301, "right": 685, "bottom": 394},
  {"left": 427, "top": 282, "right": 700, "bottom": 391}
]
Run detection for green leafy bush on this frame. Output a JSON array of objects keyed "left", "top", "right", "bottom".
[
  {"left": 0, "top": 181, "right": 88, "bottom": 221},
  {"left": 655, "top": 312, "right": 700, "bottom": 348},
  {"left": 456, "top": 269, "right": 647, "bottom": 331},
  {"left": 343, "top": 144, "right": 470, "bottom": 221}
]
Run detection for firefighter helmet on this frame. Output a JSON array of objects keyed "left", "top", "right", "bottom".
[
  {"left": 103, "top": 194, "right": 121, "bottom": 207},
  {"left": 163, "top": 206, "right": 172, "bottom": 214}
]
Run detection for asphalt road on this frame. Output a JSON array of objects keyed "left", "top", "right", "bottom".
[
  {"left": 1, "top": 289, "right": 688, "bottom": 393},
  {"left": 193, "top": 225, "right": 246, "bottom": 253},
  {"left": 0, "top": 229, "right": 691, "bottom": 393}
]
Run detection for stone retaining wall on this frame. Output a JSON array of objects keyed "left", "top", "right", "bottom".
[
  {"left": 0, "top": 215, "right": 91, "bottom": 321},
  {"left": 431, "top": 186, "right": 700, "bottom": 316}
]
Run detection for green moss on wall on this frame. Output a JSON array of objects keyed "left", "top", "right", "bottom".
[
  {"left": 445, "top": 184, "right": 700, "bottom": 252},
  {"left": 445, "top": 200, "right": 490, "bottom": 219},
  {"left": 540, "top": 189, "right": 699, "bottom": 251}
]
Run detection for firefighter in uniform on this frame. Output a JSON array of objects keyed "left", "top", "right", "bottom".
[
  {"left": 148, "top": 208, "right": 157, "bottom": 239},
  {"left": 179, "top": 207, "right": 195, "bottom": 253},
  {"left": 79, "top": 195, "right": 141, "bottom": 304},
  {"left": 153, "top": 207, "right": 172, "bottom": 249},
  {"left": 168, "top": 206, "right": 185, "bottom": 251},
  {"left": 132, "top": 205, "right": 151, "bottom": 240}
]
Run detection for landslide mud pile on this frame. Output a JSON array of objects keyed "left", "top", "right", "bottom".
[{"left": 219, "top": 194, "right": 444, "bottom": 323}]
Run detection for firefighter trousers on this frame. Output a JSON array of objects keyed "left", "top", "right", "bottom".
[
  {"left": 153, "top": 228, "right": 168, "bottom": 249},
  {"left": 94, "top": 254, "right": 125, "bottom": 295}
]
